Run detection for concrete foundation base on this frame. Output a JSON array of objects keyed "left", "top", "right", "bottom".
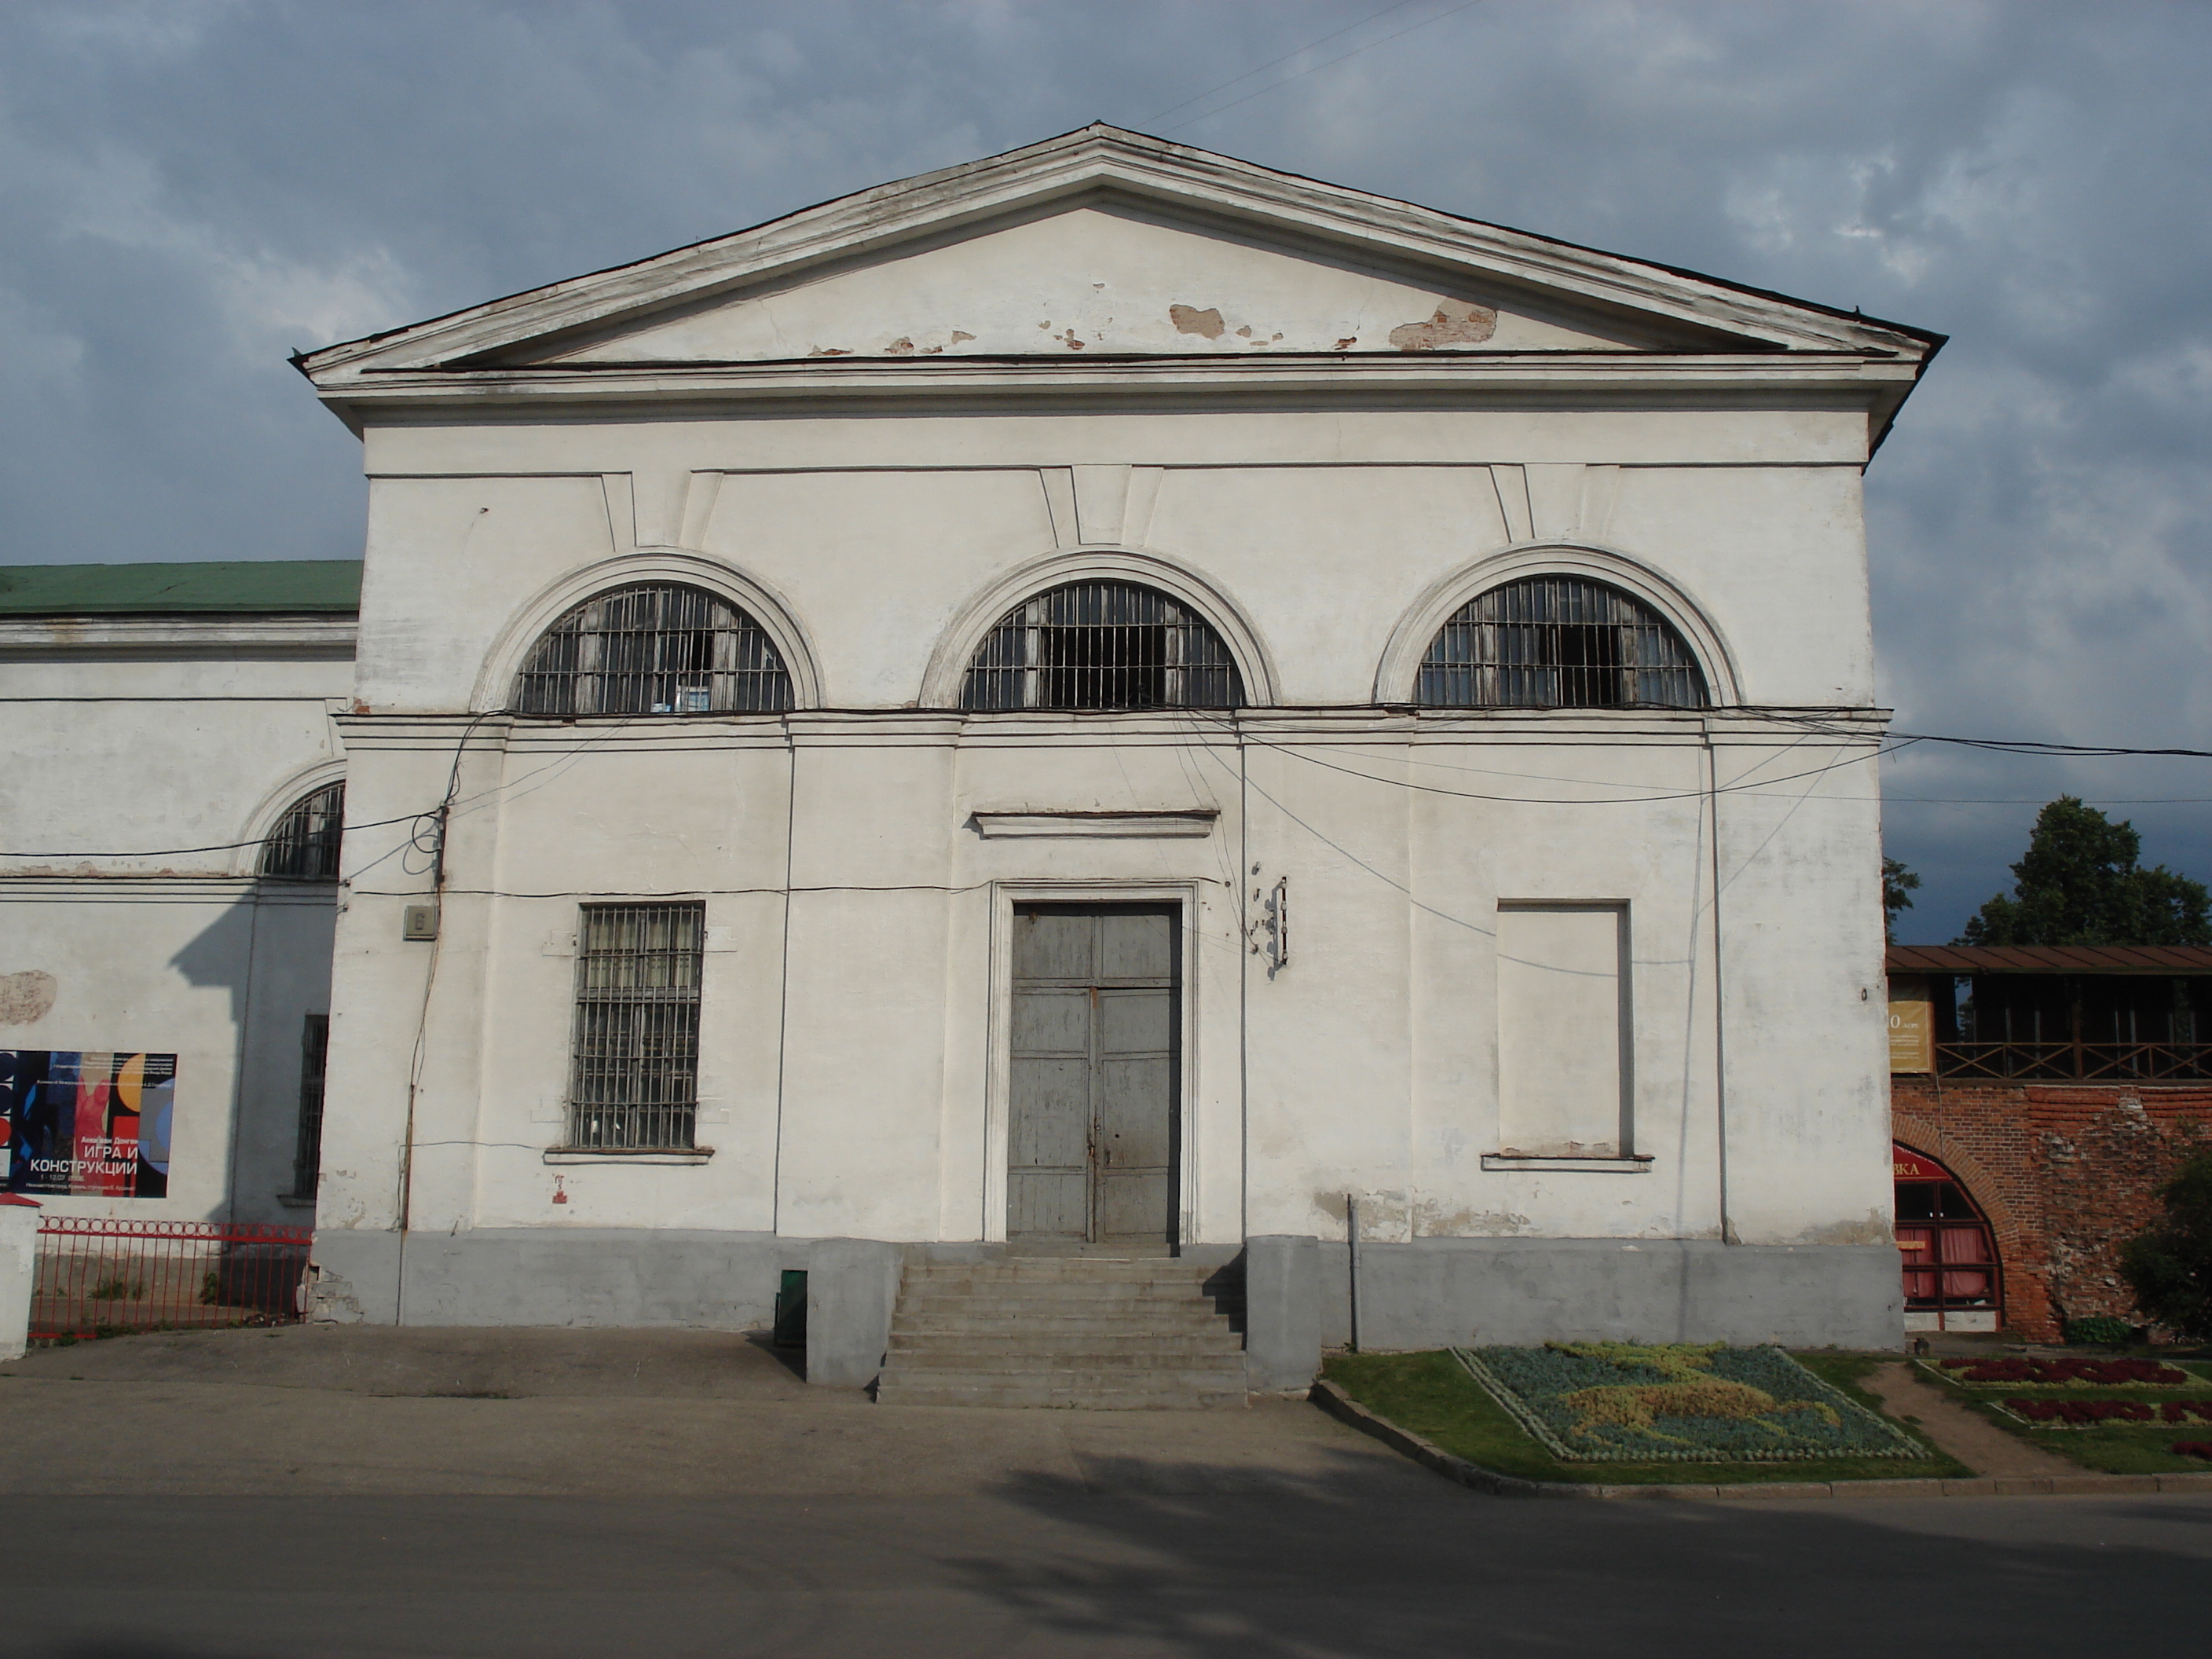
[
  {"left": 307, "top": 1230, "right": 1900, "bottom": 1397},
  {"left": 1243, "top": 1236, "right": 1903, "bottom": 1387},
  {"left": 309, "top": 1228, "right": 795, "bottom": 1329}
]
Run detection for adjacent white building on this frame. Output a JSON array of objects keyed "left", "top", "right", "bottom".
[
  {"left": 5, "top": 127, "right": 1939, "bottom": 1375},
  {"left": 0, "top": 561, "right": 355, "bottom": 1223}
]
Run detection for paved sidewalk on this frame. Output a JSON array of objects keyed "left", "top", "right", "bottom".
[
  {"left": 4, "top": 1329, "right": 2210, "bottom": 1656},
  {"left": 0, "top": 1324, "right": 1410, "bottom": 1499},
  {"left": 1862, "top": 1360, "right": 2081, "bottom": 1477}
]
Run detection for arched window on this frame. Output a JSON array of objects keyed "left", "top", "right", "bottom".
[
  {"left": 260, "top": 781, "right": 345, "bottom": 881},
  {"left": 961, "top": 580, "right": 1243, "bottom": 711},
  {"left": 511, "top": 583, "right": 792, "bottom": 716},
  {"left": 1417, "top": 576, "right": 1706, "bottom": 709}
]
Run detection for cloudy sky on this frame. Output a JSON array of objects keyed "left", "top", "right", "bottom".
[{"left": 4, "top": 0, "right": 2207, "bottom": 940}]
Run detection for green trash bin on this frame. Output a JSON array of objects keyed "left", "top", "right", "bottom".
[{"left": 772, "top": 1269, "right": 807, "bottom": 1350}]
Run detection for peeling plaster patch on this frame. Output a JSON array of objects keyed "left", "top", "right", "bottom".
[
  {"left": 1169, "top": 304, "right": 1224, "bottom": 339},
  {"left": 884, "top": 337, "right": 916, "bottom": 356},
  {"left": 0, "top": 970, "right": 57, "bottom": 1024},
  {"left": 1798, "top": 1209, "right": 1894, "bottom": 1247},
  {"left": 1412, "top": 1199, "right": 1532, "bottom": 1238},
  {"left": 1388, "top": 298, "right": 1498, "bottom": 351},
  {"left": 1057, "top": 329, "right": 1086, "bottom": 351},
  {"left": 1235, "top": 325, "right": 1252, "bottom": 338},
  {"left": 1334, "top": 337, "right": 1357, "bottom": 350},
  {"left": 808, "top": 346, "right": 851, "bottom": 357},
  {"left": 950, "top": 331, "right": 975, "bottom": 344}
]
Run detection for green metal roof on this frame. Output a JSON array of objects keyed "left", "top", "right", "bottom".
[{"left": 0, "top": 560, "right": 362, "bottom": 616}]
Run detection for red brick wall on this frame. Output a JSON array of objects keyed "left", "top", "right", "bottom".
[{"left": 1892, "top": 1079, "right": 2211, "bottom": 1339}]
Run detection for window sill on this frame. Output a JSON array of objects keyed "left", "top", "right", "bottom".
[
  {"left": 276, "top": 1192, "right": 317, "bottom": 1209},
  {"left": 1481, "top": 1154, "right": 1653, "bottom": 1174},
  {"left": 542, "top": 1147, "right": 714, "bottom": 1166}
]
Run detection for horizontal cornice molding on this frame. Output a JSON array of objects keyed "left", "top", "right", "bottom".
[
  {"left": 971, "top": 809, "right": 1219, "bottom": 839},
  {"left": 320, "top": 351, "right": 1921, "bottom": 419},
  {"left": 329, "top": 705, "right": 1888, "bottom": 750},
  {"left": 0, "top": 615, "right": 358, "bottom": 658}
]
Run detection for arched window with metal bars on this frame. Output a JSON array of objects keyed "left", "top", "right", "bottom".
[
  {"left": 1416, "top": 575, "right": 1707, "bottom": 709},
  {"left": 961, "top": 579, "right": 1244, "bottom": 711},
  {"left": 259, "top": 781, "right": 345, "bottom": 881},
  {"left": 511, "top": 582, "right": 793, "bottom": 716}
]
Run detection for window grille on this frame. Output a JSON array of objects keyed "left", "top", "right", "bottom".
[
  {"left": 961, "top": 580, "right": 1243, "bottom": 711},
  {"left": 512, "top": 583, "right": 793, "bottom": 716},
  {"left": 566, "top": 903, "right": 705, "bottom": 1151},
  {"left": 291, "top": 1014, "right": 329, "bottom": 1201},
  {"left": 1417, "top": 577, "right": 1706, "bottom": 709},
  {"left": 259, "top": 782, "right": 345, "bottom": 881}
]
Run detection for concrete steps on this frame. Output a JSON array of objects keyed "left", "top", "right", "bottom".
[{"left": 875, "top": 1255, "right": 1247, "bottom": 1410}]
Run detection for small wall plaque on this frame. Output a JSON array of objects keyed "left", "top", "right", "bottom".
[{"left": 401, "top": 903, "right": 440, "bottom": 942}]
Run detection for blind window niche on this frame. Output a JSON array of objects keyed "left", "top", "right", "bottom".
[{"left": 1494, "top": 903, "right": 1632, "bottom": 1159}]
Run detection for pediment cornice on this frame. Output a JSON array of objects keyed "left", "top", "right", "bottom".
[{"left": 298, "top": 125, "right": 1940, "bottom": 403}]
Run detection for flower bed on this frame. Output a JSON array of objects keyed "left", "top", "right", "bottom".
[
  {"left": 2174, "top": 1441, "right": 2212, "bottom": 1461},
  {"left": 1997, "top": 1397, "right": 2212, "bottom": 1427},
  {"left": 1452, "top": 1342, "right": 1921, "bottom": 1463},
  {"left": 1931, "top": 1356, "right": 2191, "bottom": 1387}
]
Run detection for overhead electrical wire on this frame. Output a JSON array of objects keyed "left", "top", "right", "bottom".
[
  {"left": 8, "top": 705, "right": 2206, "bottom": 866},
  {"left": 0, "top": 809, "right": 430, "bottom": 862}
]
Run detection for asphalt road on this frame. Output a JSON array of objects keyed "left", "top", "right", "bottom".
[{"left": 3, "top": 1329, "right": 2207, "bottom": 1657}]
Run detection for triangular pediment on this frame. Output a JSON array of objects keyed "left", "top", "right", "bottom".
[
  {"left": 299, "top": 126, "right": 1937, "bottom": 383},
  {"left": 492, "top": 197, "right": 1721, "bottom": 364}
]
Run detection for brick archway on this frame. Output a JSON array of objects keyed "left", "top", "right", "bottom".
[{"left": 1892, "top": 1110, "right": 2050, "bottom": 1336}]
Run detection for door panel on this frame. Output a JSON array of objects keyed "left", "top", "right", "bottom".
[
  {"left": 1014, "top": 910, "right": 1096, "bottom": 980},
  {"left": 1009, "top": 1170, "right": 1089, "bottom": 1239},
  {"left": 1098, "top": 987, "right": 1173, "bottom": 1055},
  {"left": 1098, "top": 909, "right": 1173, "bottom": 980},
  {"left": 1097, "top": 1057, "right": 1175, "bottom": 1165},
  {"left": 1099, "top": 1165, "right": 1173, "bottom": 1243},
  {"left": 1009, "top": 1058, "right": 1090, "bottom": 1165},
  {"left": 1012, "top": 988, "right": 1090, "bottom": 1054},
  {"left": 1005, "top": 904, "right": 1179, "bottom": 1247}
]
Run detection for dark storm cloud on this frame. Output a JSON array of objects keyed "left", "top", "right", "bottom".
[{"left": 3, "top": 1, "right": 2207, "bottom": 936}]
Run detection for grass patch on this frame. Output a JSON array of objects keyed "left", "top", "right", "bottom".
[
  {"left": 1322, "top": 1350, "right": 1968, "bottom": 1485},
  {"left": 1910, "top": 1362, "right": 2212, "bottom": 1475}
]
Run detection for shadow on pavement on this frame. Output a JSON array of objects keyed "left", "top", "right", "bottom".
[{"left": 936, "top": 1437, "right": 2212, "bottom": 1657}]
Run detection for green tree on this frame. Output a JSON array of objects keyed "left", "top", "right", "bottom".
[
  {"left": 1956, "top": 797, "right": 2212, "bottom": 947},
  {"left": 1882, "top": 856, "right": 1921, "bottom": 943},
  {"left": 2120, "top": 1149, "right": 2212, "bottom": 1338}
]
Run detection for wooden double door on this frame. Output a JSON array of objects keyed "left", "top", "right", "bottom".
[{"left": 1006, "top": 904, "right": 1180, "bottom": 1248}]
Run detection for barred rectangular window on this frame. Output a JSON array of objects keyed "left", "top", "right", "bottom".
[
  {"left": 291, "top": 1013, "right": 330, "bottom": 1200},
  {"left": 567, "top": 903, "right": 705, "bottom": 1150}
]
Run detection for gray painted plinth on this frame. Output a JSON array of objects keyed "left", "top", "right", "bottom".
[
  {"left": 1243, "top": 1235, "right": 1321, "bottom": 1391},
  {"left": 309, "top": 1228, "right": 789, "bottom": 1328},
  {"left": 805, "top": 1238, "right": 903, "bottom": 1388},
  {"left": 1341, "top": 1238, "right": 1903, "bottom": 1352},
  {"left": 1240, "top": 1237, "right": 1903, "bottom": 1379}
]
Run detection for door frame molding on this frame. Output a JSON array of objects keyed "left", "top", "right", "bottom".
[{"left": 983, "top": 881, "right": 1203, "bottom": 1247}]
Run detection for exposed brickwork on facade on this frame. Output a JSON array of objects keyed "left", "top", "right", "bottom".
[{"left": 1892, "top": 1079, "right": 2211, "bottom": 1340}]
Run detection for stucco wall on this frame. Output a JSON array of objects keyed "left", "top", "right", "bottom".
[
  {"left": 313, "top": 397, "right": 1893, "bottom": 1324},
  {"left": 0, "top": 639, "right": 351, "bottom": 1221}
]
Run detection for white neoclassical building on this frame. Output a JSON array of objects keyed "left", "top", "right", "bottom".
[{"left": 7, "top": 126, "right": 1940, "bottom": 1381}]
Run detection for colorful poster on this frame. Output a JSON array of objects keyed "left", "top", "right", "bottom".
[{"left": 0, "top": 1051, "right": 173, "bottom": 1199}]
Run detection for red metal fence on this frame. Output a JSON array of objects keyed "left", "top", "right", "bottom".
[{"left": 32, "top": 1216, "right": 312, "bottom": 1343}]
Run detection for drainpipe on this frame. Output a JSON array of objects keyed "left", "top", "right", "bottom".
[{"left": 1346, "top": 1193, "right": 1362, "bottom": 1353}]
